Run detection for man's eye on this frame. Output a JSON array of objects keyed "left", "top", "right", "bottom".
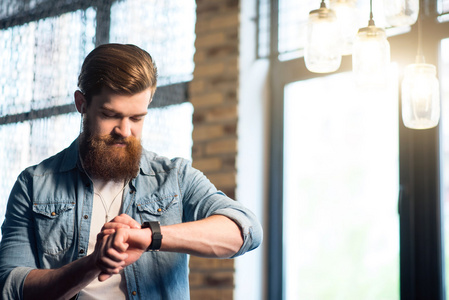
[
  {"left": 102, "top": 112, "right": 114, "bottom": 118},
  {"left": 131, "top": 117, "right": 143, "bottom": 122}
]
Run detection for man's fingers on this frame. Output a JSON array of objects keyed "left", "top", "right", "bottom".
[
  {"left": 102, "top": 228, "right": 116, "bottom": 235},
  {"left": 106, "top": 247, "right": 129, "bottom": 261},
  {"left": 96, "top": 229, "right": 114, "bottom": 243},
  {"left": 99, "top": 259, "right": 124, "bottom": 270},
  {"left": 102, "top": 223, "right": 130, "bottom": 231},
  {"left": 110, "top": 214, "right": 141, "bottom": 229},
  {"left": 96, "top": 251, "right": 127, "bottom": 274}
]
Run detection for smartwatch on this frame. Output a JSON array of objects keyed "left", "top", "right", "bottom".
[{"left": 141, "top": 221, "right": 163, "bottom": 251}]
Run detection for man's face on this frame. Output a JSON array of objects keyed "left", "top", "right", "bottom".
[
  {"left": 85, "top": 88, "right": 152, "bottom": 140},
  {"left": 79, "top": 88, "right": 153, "bottom": 181}
]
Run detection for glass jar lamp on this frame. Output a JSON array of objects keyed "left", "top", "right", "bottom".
[
  {"left": 305, "top": 1, "right": 342, "bottom": 73},
  {"left": 352, "top": 24, "right": 390, "bottom": 87},
  {"left": 402, "top": 62, "right": 440, "bottom": 129}
]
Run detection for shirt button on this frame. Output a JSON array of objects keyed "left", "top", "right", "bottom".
[
  {"left": 132, "top": 291, "right": 137, "bottom": 296},
  {"left": 51, "top": 212, "right": 56, "bottom": 216},
  {"left": 84, "top": 215, "right": 89, "bottom": 219},
  {"left": 79, "top": 249, "right": 85, "bottom": 254}
]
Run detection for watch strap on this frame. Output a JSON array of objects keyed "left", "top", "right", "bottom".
[{"left": 141, "top": 221, "right": 163, "bottom": 251}]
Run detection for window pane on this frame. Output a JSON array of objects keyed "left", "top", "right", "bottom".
[
  {"left": 278, "top": 0, "right": 311, "bottom": 57},
  {"left": 0, "top": 9, "right": 96, "bottom": 115},
  {"left": 257, "top": 0, "right": 270, "bottom": 59},
  {"left": 283, "top": 71, "right": 399, "bottom": 299},
  {"left": 439, "top": 0, "right": 449, "bottom": 15},
  {"left": 110, "top": 0, "right": 196, "bottom": 86},
  {"left": 142, "top": 102, "right": 193, "bottom": 160}
]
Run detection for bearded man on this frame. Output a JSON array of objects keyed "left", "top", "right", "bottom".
[{"left": 0, "top": 43, "right": 262, "bottom": 300}]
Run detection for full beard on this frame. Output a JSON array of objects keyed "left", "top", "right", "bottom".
[{"left": 79, "top": 120, "right": 142, "bottom": 182}]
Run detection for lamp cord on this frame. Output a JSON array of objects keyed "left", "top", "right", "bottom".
[
  {"left": 368, "top": 0, "right": 375, "bottom": 26},
  {"left": 416, "top": 0, "right": 424, "bottom": 62}
]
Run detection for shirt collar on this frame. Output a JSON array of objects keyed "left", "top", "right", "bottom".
[{"left": 59, "top": 138, "right": 80, "bottom": 172}]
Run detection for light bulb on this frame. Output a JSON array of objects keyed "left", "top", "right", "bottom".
[
  {"left": 402, "top": 63, "right": 440, "bottom": 129},
  {"left": 352, "top": 25, "right": 390, "bottom": 87},
  {"left": 305, "top": 2, "right": 342, "bottom": 73},
  {"left": 384, "top": 0, "right": 419, "bottom": 27}
]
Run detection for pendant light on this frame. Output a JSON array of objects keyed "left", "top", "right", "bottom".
[
  {"left": 384, "top": 0, "right": 419, "bottom": 27},
  {"left": 352, "top": 0, "right": 390, "bottom": 87},
  {"left": 305, "top": 0, "right": 342, "bottom": 73},
  {"left": 329, "top": 0, "right": 359, "bottom": 55},
  {"left": 401, "top": 8, "right": 440, "bottom": 130}
]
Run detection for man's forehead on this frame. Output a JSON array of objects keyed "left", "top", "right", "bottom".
[{"left": 91, "top": 88, "right": 153, "bottom": 109}]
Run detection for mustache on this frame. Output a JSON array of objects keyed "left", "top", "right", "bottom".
[{"left": 96, "top": 134, "right": 136, "bottom": 146}]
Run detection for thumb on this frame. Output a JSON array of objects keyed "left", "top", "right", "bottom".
[{"left": 98, "top": 272, "right": 112, "bottom": 282}]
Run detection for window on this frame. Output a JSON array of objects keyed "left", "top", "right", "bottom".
[
  {"left": 0, "top": 0, "right": 195, "bottom": 228},
  {"left": 283, "top": 71, "right": 399, "bottom": 299}
]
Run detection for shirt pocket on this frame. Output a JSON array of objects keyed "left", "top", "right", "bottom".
[
  {"left": 32, "top": 200, "right": 76, "bottom": 255},
  {"left": 136, "top": 193, "right": 180, "bottom": 224}
]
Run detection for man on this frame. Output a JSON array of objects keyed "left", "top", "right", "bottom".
[{"left": 0, "top": 43, "right": 262, "bottom": 300}]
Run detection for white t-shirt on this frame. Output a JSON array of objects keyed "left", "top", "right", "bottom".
[{"left": 77, "top": 179, "right": 128, "bottom": 300}]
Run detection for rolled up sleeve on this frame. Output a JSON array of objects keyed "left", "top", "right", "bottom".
[
  {"left": 179, "top": 159, "right": 263, "bottom": 257},
  {"left": 212, "top": 206, "right": 263, "bottom": 257},
  {"left": 1, "top": 267, "right": 34, "bottom": 300}
]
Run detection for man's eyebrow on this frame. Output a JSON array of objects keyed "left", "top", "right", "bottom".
[{"left": 99, "top": 106, "right": 148, "bottom": 117}]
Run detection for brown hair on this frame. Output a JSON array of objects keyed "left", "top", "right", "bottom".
[{"left": 77, "top": 43, "right": 158, "bottom": 105}]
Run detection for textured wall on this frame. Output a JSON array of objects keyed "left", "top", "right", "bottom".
[{"left": 189, "top": 0, "right": 240, "bottom": 299}]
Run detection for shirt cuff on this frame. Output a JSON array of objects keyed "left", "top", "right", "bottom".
[
  {"left": 211, "top": 207, "right": 263, "bottom": 258},
  {"left": 2, "top": 267, "right": 34, "bottom": 300}
]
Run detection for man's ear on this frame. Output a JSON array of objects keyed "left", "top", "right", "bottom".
[{"left": 74, "top": 90, "right": 86, "bottom": 114}]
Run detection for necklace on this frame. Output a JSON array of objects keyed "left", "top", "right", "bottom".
[{"left": 79, "top": 154, "right": 129, "bottom": 223}]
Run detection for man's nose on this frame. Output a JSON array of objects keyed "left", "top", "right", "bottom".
[{"left": 114, "top": 118, "right": 131, "bottom": 138}]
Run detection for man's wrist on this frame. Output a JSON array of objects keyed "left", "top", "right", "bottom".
[{"left": 141, "top": 221, "right": 163, "bottom": 251}]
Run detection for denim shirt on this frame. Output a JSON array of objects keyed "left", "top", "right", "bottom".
[{"left": 0, "top": 139, "right": 263, "bottom": 300}]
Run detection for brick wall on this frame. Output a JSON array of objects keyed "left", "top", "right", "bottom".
[{"left": 189, "top": 0, "right": 240, "bottom": 299}]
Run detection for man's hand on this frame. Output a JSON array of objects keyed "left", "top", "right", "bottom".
[
  {"left": 90, "top": 228, "right": 127, "bottom": 281},
  {"left": 96, "top": 214, "right": 152, "bottom": 281}
]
